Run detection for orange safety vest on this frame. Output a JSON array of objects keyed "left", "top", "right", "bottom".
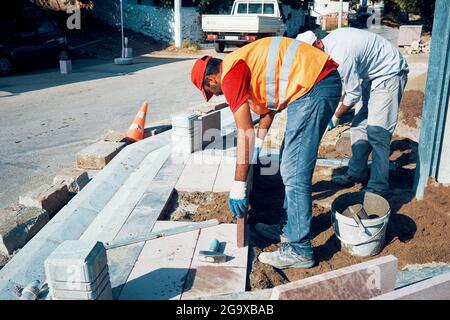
[{"left": 222, "top": 37, "right": 331, "bottom": 115}]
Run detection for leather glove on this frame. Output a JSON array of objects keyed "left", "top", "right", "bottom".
[{"left": 228, "top": 180, "right": 248, "bottom": 217}]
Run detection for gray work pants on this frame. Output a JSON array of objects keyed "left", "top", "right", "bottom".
[{"left": 347, "top": 71, "right": 408, "bottom": 192}]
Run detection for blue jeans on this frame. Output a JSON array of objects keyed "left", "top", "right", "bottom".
[{"left": 280, "top": 70, "right": 342, "bottom": 259}]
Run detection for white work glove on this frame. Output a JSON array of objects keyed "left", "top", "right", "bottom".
[
  {"left": 328, "top": 115, "right": 340, "bottom": 130},
  {"left": 228, "top": 180, "right": 248, "bottom": 217}
]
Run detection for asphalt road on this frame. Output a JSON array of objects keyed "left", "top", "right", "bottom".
[{"left": 0, "top": 50, "right": 226, "bottom": 207}]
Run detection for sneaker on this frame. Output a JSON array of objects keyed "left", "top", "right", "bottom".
[
  {"left": 258, "top": 244, "right": 315, "bottom": 269},
  {"left": 363, "top": 187, "right": 390, "bottom": 198},
  {"left": 332, "top": 173, "right": 366, "bottom": 186},
  {"left": 254, "top": 223, "right": 287, "bottom": 243}
]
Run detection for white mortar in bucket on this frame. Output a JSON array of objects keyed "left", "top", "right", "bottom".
[{"left": 331, "top": 192, "right": 391, "bottom": 257}]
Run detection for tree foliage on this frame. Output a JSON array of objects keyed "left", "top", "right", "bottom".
[{"left": 384, "top": 0, "right": 435, "bottom": 17}]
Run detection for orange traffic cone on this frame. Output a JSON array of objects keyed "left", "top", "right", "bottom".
[{"left": 126, "top": 101, "right": 148, "bottom": 142}]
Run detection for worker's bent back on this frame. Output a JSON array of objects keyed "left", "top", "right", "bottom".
[{"left": 222, "top": 37, "right": 333, "bottom": 115}]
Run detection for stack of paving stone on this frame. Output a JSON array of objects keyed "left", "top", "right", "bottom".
[
  {"left": 171, "top": 112, "right": 202, "bottom": 155},
  {"left": 44, "top": 240, "right": 112, "bottom": 300}
]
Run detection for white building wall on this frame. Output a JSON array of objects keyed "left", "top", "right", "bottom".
[{"left": 311, "top": 0, "right": 349, "bottom": 18}]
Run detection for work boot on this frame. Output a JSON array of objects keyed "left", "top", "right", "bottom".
[
  {"left": 332, "top": 172, "right": 367, "bottom": 186},
  {"left": 258, "top": 244, "right": 315, "bottom": 269},
  {"left": 254, "top": 223, "right": 287, "bottom": 243}
]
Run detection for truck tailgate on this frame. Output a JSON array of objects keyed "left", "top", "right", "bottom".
[{"left": 202, "top": 15, "right": 282, "bottom": 34}]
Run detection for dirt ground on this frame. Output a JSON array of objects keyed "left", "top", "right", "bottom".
[
  {"left": 169, "top": 136, "right": 450, "bottom": 290},
  {"left": 167, "top": 92, "right": 444, "bottom": 291},
  {"left": 399, "top": 90, "right": 425, "bottom": 128}
]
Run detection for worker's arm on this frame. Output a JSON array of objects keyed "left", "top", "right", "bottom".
[
  {"left": 252, "top": 110, "right": 276, "bottom": 161},
  {"left": 335, "top": 102, "right": 353, "bottom": 118},
  {"left": 335, "top": 57, "right": 361, "bottom": 120},
  {"left": 256, "top": 110, "right": 276, "bottom": 141},
  {"left": 228, "top": 102, "right": 254, "bottom": 218},
  {"left": 233, "top": 102, "right": 254, "bottom": 181}
]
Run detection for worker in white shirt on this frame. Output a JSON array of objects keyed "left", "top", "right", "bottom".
[{"left": 297, "top": 28, "right": 409, "bottom": 197}]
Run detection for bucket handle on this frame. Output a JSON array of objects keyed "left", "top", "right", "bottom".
[{"left": 331, "top": 213, "right": 388, "bottom": 246}]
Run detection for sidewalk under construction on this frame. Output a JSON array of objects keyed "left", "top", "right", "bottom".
[{"left": 0, "top": 99, "right": 449, "bottom": 300}]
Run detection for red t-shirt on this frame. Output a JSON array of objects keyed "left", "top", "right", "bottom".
[
  {"left": 221, "top": 61, "right": 251, "bottom": 113},
  {"left": 222, "top": 59, "right": 339, "bottom": 113}
]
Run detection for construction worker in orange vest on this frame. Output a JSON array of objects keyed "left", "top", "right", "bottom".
[{"left": 191, "top": 37, "right": 341, "bottom": 269}]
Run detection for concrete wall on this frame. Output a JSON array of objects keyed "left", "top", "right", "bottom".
[
  {"left": 92, "top": 1, "right": 305, "bottom": 42},
  {"left": 92, "top": 1, "right": 203, "bottom": 42}
]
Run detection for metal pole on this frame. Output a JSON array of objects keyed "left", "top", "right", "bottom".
[
  {"left": 338, "top": 0, "right": 343, "bottom": 28},
  {"left": 174, "top": 0, "right": 182, "bottom": 48},
  {"left": 414, "top": 0, "right": 450, "bottom": 198},
  {"left": 120, "top": 0, "right": 124, "bottom": 57}
]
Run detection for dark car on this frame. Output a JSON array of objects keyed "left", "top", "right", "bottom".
[{"left": 0, "top": 17, "right": 69, "bottom": 76}]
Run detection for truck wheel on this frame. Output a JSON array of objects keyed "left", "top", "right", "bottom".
[
  {"left": 0, "top": 56, "right": 13, "bottom": 76},
  {"left": 214, "top": 41, "right": 225, "bottom": 53}
]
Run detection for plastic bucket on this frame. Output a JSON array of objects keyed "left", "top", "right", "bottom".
[{"left": 331, "top": 192, "right": 391, "bottom": 257}]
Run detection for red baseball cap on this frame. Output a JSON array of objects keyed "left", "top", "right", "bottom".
[{"left": 191, "top": 55, "right": 213, "bottom": 102}]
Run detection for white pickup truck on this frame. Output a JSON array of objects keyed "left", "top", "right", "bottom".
[{"left": 202, "top": 0, "right": 286, "bottom": 53}]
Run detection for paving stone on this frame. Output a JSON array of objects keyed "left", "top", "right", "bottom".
[
  {"left": 196, "top": 289, "right": 273, "bottom": 300},
  {"left": 80, "top": 146, "right": 170, "bottom": 242},
  {"left": 190, "top": 101, "right": 228, "bottom": 114},
  {"left": 44, "top": 240, "right": 107, "bottom": 283},
  {"left": 172, "top": 127, "right": 201, "bottom": 137},
  {"left": 372, "top": 272, "right": 450, "bottom": 300},
  {"left": 0, "top": 133, "right": 172, "bottom": 299},
  {"left": 143, "top": 125, "right": 172, "bottom": 138},
  {"left": 0, "top": 254, "right": 9, "bottom": 268},
  {"left": 119, "top": 222, "right": 199, "bottom": 300},
  {"left": 171, "top": 112, "right": 199, "bottom": 129},
  {"left": 188, "top": 149, "right": 223, "bottom": 166},
  {"left": 96, "top": 281, "right": 113, "bottom": 300},
  {"left": 107, "top": 243, "right": 144, "bottom": 299},
  {"left": 49, "top": 265, "right": 109, "bottom": 291},
  {"left": 192, "top": 224, "right": 248, "bottom": 268},
  {"left": 172, "top": 133, "right": 202, "bottom": 154},
  {"left": 213, "top": 163, "right": 235, "bottom": 192},
  {"left": 19, "top": 183, "right": 69, "bottom": 217},
  {"left": 103, "top": 130, "right": 127, "bottom": 142},
  {"left": 51, "top": 275, "right": 112, "bottom": 300},
  {"left": 199, "top": 111, "right": 221, "bottom": 148},
  {"left": 76, "top": 141, "right": 127, "bottom": 170},
  {"left": 175, "top": 164, "right": 219, "bottom": 192},
  {"left": 237, "top": 216, "right": 247, "bottom": 248},
  {"left": 53, "top": 168, "right": 90, "bottom": 193},
  {"left": 395, "top": 263, "right": 450, "bottom": 288},
  {"left": 271, "top": 255, "right": 398, "bottom": 300},
  {"left": 107, "top": 157, "right": 185, "bottom": 298},
  {"left": 0, "top": 204, "right": 49, "bottom": 255},
  {"left": 181, "top": 266, "right": 247, "bottom": 300}
]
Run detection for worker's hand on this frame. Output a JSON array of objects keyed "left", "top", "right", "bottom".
[
  {"left": 328, "top": 115, "right": 340, "bottom": 130},
  {"left": 228, "top": 180, "right": 248, "bottom": 217},
  {"left": 252, "top": 137, "right": 264, "bottom": 164}
]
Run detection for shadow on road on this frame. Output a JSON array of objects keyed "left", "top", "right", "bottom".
[{"left": 0, "top": 56, "right": 193, "bottom": 96}]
